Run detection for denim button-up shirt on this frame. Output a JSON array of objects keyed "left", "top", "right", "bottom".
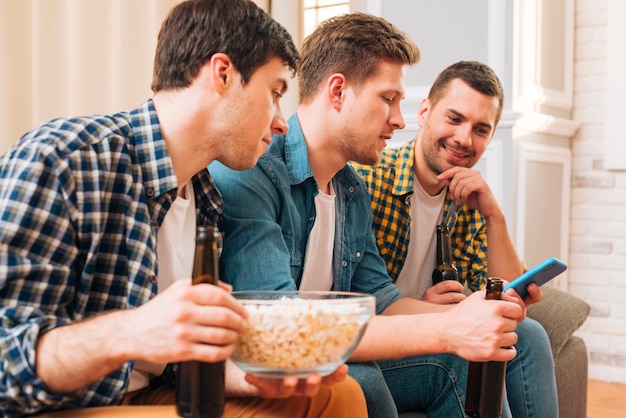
[{"left": 210, "top": 114, "right": 401, "bottom": 314}]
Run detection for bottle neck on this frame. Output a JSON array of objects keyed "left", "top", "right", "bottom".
[
  {"left": 192, "top": 225, "right": 222, "bottom": 285},
  {"left": 435, "top": 224, "right": 454, "bottom": 266},
  {"left": 485, "top": 277, "right": 504, "bottom": 300}
]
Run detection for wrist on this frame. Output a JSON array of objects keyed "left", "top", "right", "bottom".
[{"left": 484, "top": 209, "right": 506, "bottom": 226}]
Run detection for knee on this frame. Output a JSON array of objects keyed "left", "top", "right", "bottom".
[
  {"left": 516, "top": 318, "right": 553, "bottom": 359},
  {"left": 321, "top": 376, "right": 367, "bottom": 417},
  {"left": 517, "top": 318, "right": 550, "bottom": 345}
]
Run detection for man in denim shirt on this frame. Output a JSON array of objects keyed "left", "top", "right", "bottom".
[{"left": 212, "top": 14, "right": 525, "bottom": 418}]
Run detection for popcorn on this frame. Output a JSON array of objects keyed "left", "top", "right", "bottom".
[{"left": 233, "top": 297, "right": 370, "bottom": 370}]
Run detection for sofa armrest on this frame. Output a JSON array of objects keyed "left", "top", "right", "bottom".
[{"left": 526, "top": 286, "right": 590, "bottom": 358}]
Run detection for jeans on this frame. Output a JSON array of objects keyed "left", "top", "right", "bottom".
[
  {"left": 505, "top": 318, "right": 559, "bottom": 418},
  {"left": 348, "top": 318, "right": 557, "bottom": 418},
  {"left": 348, "top": 354, "right": 476, "bottom": 418}
]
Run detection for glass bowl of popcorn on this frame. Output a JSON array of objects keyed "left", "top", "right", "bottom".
[{"left": 231, "top": 290, "right": 375, "bottom": 378}]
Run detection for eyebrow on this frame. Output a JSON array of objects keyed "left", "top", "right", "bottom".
[{"left": 385, "top": 88, "right": 404, "bottom": 98}]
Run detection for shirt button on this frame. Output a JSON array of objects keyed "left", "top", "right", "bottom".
[
  {"left": 151, "top": 220, "right": 159, "bottom": 228},
  {"left": 348, "top": 187, "right": 355, "bottom": 193},
  {"left": 341, "top": 261, "right": 347, "bottom": 267},
  {"left": 146, "top": 188, "right": 155, "bottom": 197},
  {"left": 356, "top": 252, "right": 361, "bottom": 258},
  {"left": 148, "top": 274, "right": 157, "bottom": 284},
  {"left": 309, "top": 216, "right": 315, "bottom": 221}
]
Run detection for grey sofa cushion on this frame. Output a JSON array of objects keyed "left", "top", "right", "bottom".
[{"left": 526, "top": 286, "right": 590, "bottom": 357}]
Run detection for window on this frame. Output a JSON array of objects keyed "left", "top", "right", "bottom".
[{"left": 303, "top": 0, "right": 350, "bottom": 37}]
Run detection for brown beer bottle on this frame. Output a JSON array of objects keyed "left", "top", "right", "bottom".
[
  {"left": 431, "top": 224, "right": 461, "bottom": 285},
  {"left": 465, "top": 277, "right": 508, "bottom": 418},
  {"left": 175, "top": 225, "right": 225, "bottom": 418}
]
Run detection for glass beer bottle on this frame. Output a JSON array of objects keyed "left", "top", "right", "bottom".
[
  {"left": 431, "top": 224, "right": 461, "bottom": 285},
  {"left": 176, "top": 225, "right": 225, "bottom": 418},
  {"left": 465, "top": 277, "right": 507, "bottom": 418}
]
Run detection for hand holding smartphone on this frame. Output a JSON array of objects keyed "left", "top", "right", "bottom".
[{"left": 503, "top": 257, "right": 567, "bottom": 298}]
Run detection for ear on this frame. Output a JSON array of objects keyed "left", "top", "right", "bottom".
[
  {"left": 417, "top": 98, "right": 430, "bottom": 127},
  {"left": 327, "top": 73, "right": 346, "bottom": 110},
  {"left": 207, "top": 53, "right": 236, "bottom": 94}
]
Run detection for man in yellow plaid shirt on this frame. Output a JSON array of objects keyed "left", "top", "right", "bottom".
[{"left": 353, "top": 60, "right": 559, "bottom": 417}]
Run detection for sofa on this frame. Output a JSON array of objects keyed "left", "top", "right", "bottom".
[{"left": 399, "top": 286, "right": 591, "bottom": 418}]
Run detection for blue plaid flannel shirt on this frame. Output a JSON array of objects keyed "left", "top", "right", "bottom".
[
  {"left": 0, "top": 99, "right": 223, "bottom": 415},
  {"left": 351, "top": 137, "right": 489, "bottom": 291}
]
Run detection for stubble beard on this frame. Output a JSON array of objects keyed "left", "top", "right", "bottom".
[
  {"left": 338, "top": 132, "right": 382, "bottom": 166},
  {"left": 422, "top": 136, "right": 447, "bottom": 176}
]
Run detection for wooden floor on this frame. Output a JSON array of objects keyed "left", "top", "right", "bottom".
[{"left": 588, "top": 379, "right": 626, "bottom": 418}]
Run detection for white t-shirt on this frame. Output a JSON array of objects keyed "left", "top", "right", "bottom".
[
  {"left": 128, "top": 181, "right": 196, "bottom": 392},
  {"left": 299, "top": 184, "right": 336, "bottom": 291},
  {"left": 395, "top": 176, "right": 445, "bottom": 299}
]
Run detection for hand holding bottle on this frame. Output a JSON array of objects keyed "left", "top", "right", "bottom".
[
  {"left": 465, "top": 278, "right": 510, "bottom": 418},
  {"left": 439, "top": 289, "right": 521, "bottom": 362},
  {"left": 421, "top": 280, "right": 466, "bottom": 304}
]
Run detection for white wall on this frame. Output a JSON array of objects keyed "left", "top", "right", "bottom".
[
  {"left": 571, "top": 0, "right": 626, "bottom": 384},
  {"left": 0, "top": 0, "right": 177, "bottom": 155}
]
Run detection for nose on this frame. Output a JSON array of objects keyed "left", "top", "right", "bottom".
[
  {"left": 271, "top": 106, "right": 289, "bottom": 135},
  {"left": 389, "top": 104, "right": 406, "bottom": 131},
  {"left": 455, "top": 125, "right": 473, "bottom": 147}
]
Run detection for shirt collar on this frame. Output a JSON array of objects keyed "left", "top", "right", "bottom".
[
  {"left": 280, "top": 113, "right": 367, "bottom": 193},
  {"left": 281, "top": 114, "right": 316, "bottom": 185},
  {"left": 128, "top": 99, "right": 178, "bottom": 199},
  {"left": 392, "top": 137, "right": 417, "bottom": 197}
]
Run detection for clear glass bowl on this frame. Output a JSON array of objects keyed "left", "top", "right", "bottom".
[{"left": 231, "top": 290, "right": 375, "bottom": 378}]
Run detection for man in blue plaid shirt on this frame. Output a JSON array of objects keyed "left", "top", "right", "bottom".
[
  {"left": 0, "top": 0, "right": 367, "bottom": 416},
  {"left": 353, "top": 61, "right": 559, "bottom": 417}
]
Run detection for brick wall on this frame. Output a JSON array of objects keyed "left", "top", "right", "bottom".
[{"left": 571, "top": 0, "right": 626, "bottom": 383}]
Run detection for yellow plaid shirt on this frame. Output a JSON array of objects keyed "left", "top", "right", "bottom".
[{"left": 351, "top": 137, "right": 489, "bottom": 291}]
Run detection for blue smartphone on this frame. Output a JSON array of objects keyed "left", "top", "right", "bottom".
[{"left": 503, "top": 257, "right": 568, "bottom": 298}]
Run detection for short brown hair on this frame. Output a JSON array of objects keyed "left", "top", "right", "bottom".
[
  {"left": 152, "top": 0, "right": 299, "bottom": 92},
  {"left": 428, "top": 61, "right": 505, "bottom": 126},
  {"left": 298, "top": 12, "right": 420, "bottom": 104}
]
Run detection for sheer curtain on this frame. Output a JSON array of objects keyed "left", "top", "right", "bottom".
[
  {"left": 0, "top": 0, "right": 302, "bottom": 155},
  {"left": 0, "top": 0, "right": 176, "bottom": 154}
]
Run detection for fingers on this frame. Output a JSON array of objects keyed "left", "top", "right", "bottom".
[
  {"left": 135, "top": 280, "right": 249, "bottom": 364},
  {"left": 422, "top": 288, "right": 466, "bottom": 305},
  {"left": 434, "top": 280, "right": 465, "bottom": 293},
  {"left": 493, "top": 346, "right": 518, "bottom": 362},
  {"left": 320, "top": 364, "right": 348, "bottom": 385},
  {"left": 524, "top": 283, "right": 543, "bottom": 305},
  {"left": 217, "top": 280, "right": 233, "bottom": 293},
  {"left": 437, "top": 168, "right": 497, "bottom": 213},
  {"left": 244, "top": 365, "right": 349, "bottom": 399},
  {"left": 501, "top": 298, "right": 524, "bottom": 321},
  {"left": 188, "top": 282, "right": 249, "bottom": 319},
  {"left": 457, "top": 293, "right": 522, "bottom": 361},
  {"left": 422, "top": 281, "right": 466, "bottom": 304}
]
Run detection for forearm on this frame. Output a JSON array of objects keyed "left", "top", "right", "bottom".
[
  {"left": 349, "top": 292, "right": 521, "bottom": 363},
  {"left": 36, "top": 310, "right": 134, "bottom": 394},
  {"left": 349, "top": 297, "right": 450, "bottom": 361},
  {"left": 349, "top": 312, "right": 447, "bottom": 361},
  {"left": 485, "top": 211, "right": 524, "bottom": 280}
]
